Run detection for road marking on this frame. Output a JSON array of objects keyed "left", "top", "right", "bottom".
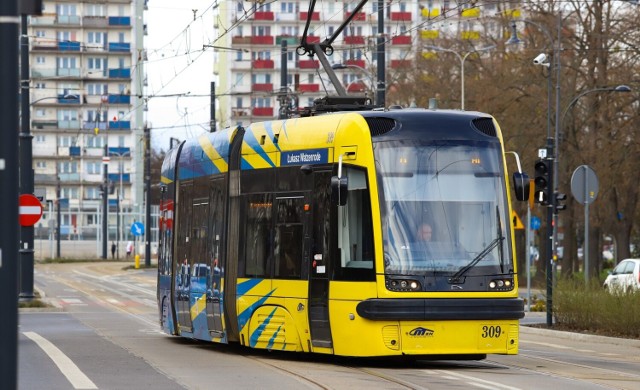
[
  {"left": 424, "top": 370, "right": 522, "bottom": 390},
  {"left": 60, "top": 298, "right": 87, "bottom": 306},
  {"left": 23, "top": 332, "right": 98, "bottom": 390}
]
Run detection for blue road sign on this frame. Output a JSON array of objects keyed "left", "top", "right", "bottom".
[
  {"left": 131, "top": 221, "right": 144, "bottom": 236},
  {"left": 531, "top": 216, "right": 541, "bottom": 230}
]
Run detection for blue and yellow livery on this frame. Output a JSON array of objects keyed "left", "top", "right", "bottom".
[{"left": 157, "top": 108, "right": 529, "bottom": 358}]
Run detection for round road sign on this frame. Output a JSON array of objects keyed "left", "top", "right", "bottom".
[
  {"left": 19, "top": 194, "right": 44, "bottom": 226},
  {"left": 571, "top": 165, "right": 599, "bottom": 205}
]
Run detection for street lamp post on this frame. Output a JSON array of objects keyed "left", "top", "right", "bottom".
[
  {"left": 423, "top": 44, "right": 495, "bottom": 110},
  {"left": 332, "top": 63, "right": 376, "bottom": 102},
  {"left": 560, "top": 85, "right": 631, "bottom": 282}
]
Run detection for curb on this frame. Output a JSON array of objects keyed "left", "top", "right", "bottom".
[{"left": 520, "top": 324, "right": 640, "bottom": 348}]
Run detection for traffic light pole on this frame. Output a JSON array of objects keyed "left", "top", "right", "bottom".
[{"left": 545, "top": 140, "right": 555, "bottom": 328}]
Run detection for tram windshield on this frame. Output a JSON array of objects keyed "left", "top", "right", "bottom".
[{"left": 374, "top": 140, "right": 513, "bottom": 277}]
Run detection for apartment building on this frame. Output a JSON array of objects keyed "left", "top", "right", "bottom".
[
  {"left": 28, "top": 0, "right": 146, "bottom": 239},
  {"left": 213, "top": 1, "right": 518, "bottom": 128}
]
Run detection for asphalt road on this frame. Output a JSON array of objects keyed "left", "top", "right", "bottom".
[{"left": 17, "top": 262, "right": 640, "bottom": 390}]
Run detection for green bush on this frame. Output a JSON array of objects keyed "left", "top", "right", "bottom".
[{"left": 554, "top": 278, "right": 640, "bottom": 339}]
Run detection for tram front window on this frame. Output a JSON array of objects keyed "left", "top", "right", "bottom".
[{"left": 375, "top": 140, "right": 513, "bottom": 284}]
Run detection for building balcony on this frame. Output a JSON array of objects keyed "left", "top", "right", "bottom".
[
  {"left": 252, "top": 59, "right": 274, "bottom": 69},
  {"left": 300, "top": 11, "right": 320, "bottom": 21},
  {"left": 232, "top": 36, "right": 252, "bottom": 45},
  {"left": 298, "top": 59, "right": 319, "bottom": 69},
  {"left": 390, "top": 59, "right": 412, "bottom": 69},
  {"left": 109, "top": 121, "right": 131, "bottom": 130},
  {"left": 82, "top": 16, "right": 108, "bottom": 28},
  {"left": 108, "top": 16, "right": 131, "bottom": 26},
  {"left": 58, "top": 173, "right": 80, "bottom": 182},
  {"left": 461, "top": 8, "right": 481, "bottom": 18},
  {"left": 391, "top": 36, "right": 412, "bottom": 45},
  {"left": 344, "top": 59, "right": 366, "bottom": 68},
  {"left": 345, "top": 11, "right": 366, "bottom": 21},
  {"left": 231, "top": 108, "right": 251, "bottom": 118},
  {"left": 391, "top": 12, "right": 412, "bottom": 21},
  {"left": 108, "top": 94, "right": 131, "bottom": 104},
  {"left": 252, "top": 83, "right": 273, "bottom": 92},
  {"left": 460, "top": 31, "right": 480, "bottom": 40},
  {"left": 69, "top": 146, "right": 81, "bottom": 157},
  {"left": 297, "top": 84, "right": 320, "bottom": 93},
  {"left": 253, "top": 11, "right": 274, "bottom": 21},
  {"left": 56, "top": 15, "right": 81, "bottom": 25},
  {"left": 108, "top": 147, "right": 131, "bottom": 157},
  {"left": 231, "top": 60, "right": 251, "bottom": 70},
  {"left": 347, "top": 82, "right": 367, "bottom": 92},
  {"left": 304, "top": 36, "right": 320, "bottom": 44},
  {"left": 58, "top": 120, "right": 80, "bottom": 129},
  {"left": 108, "top": 42, "right": 131, "bottom": 52},
  {"left": 251, "top": 36, "right": 274, "bottom": 45},
  {"left": 109, "top": 173, "right": 131, "bottom": 183},
  {"left": 275, "top": 36, "right": 298, "bottom": 45},
  {"left": 252, "top": 107, "right": 273, "bottom": 116},
  {"left": 344, "top": 36, "right": 365, "bottom": 45},
  {"left": 56, "top": 68, "right": 81, "bottom": 77},
  {"left": 422, "top": 8, "right": 441, "bottom": 18},
  {"left": 58, "top": 94, "right": 80, "bottom": 104},
  {"left": 32, "top": 119, "right": 58, "bottom": 129},
  {"left": 58, "top": 41, "right": 81, "bottom": 51},
  {"left": 421, "top": 30, "right": 439, "bottom": 40},
  {"left": 108, "top": 68, "right": 131, "bottom": 78},
  {"left": 83, "top": 121, "right": 107, "bottom": 131}
]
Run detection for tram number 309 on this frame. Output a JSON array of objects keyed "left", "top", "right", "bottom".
[{"left": 481, "top": 325, "right": 503, "bottom": 338}]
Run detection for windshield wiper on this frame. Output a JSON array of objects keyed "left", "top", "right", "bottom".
[{"left": 449, "top": 236, "right": 504, "bottom": 282}]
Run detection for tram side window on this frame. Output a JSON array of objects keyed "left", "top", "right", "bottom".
[
  {"left": 244, "top": 194, "right": 272, "bottom": 278},
  {"left": 274, "top": 196, "right": 303, "bottom": 279},
  {"left": 335, "top": 167, "right": 375, "bottom": 281}
]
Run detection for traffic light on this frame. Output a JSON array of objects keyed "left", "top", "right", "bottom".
[
  {"left": 555, "top": 192, "right": 567, "bottom": 212},
  {"left": 534, "top": 158, "right": 552, "bottom": 205}
]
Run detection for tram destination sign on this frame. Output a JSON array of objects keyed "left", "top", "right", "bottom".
[{"left": 281, "top": 149, "right": 328, "bottom": 166}]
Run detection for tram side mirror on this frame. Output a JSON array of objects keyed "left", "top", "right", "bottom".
[
  {"left": 512, "top": 172, "right": 530, "bottom": 201},
  {"left": 331, "top": 176, "right": 348, "bottom": 206}
]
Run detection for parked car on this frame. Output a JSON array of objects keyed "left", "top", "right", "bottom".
[{"left": 603, "top": 259, "right": 640, "bottom": 293}]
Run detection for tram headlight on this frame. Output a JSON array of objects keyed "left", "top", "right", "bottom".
[
  {"left": 488, "top": 278, "right": 514, "bottom": 291},
  {"left": 385, "top": 277, "right": 421, "bottom": 292}
]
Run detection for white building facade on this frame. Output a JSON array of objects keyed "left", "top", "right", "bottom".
[{"left": 28, "top": 0, "right": 146, "bottom": 240}]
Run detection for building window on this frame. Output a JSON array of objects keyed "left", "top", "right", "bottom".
[
  {"left": 86, "top": 161, "right": 101, "bottom": 174},
  {"left": 35, "top": 135, "right": 46, "bottom": 142},
  {"left": 35, "top": 83, "right": 46, "bottom": 89},
  {"left": 35, "top": 109, "right": 46, "bottom": 117},
  {"left": 85, "top": 4, "right": 105, "bottom": 17},
  {"left": 87, "top": 83, "right": 108, "bottom": 95},
  {"left": 86, "top": 135, "right": 104, "bottom": 148},
  {"left": 59, "top": 161, "right": 78, "bottom": 173},
  {"left": 61, "top": 187, "right": 79, "bottom": 199},
  {"left": 87, "top": 57, "right": 107, "bottom": 71},
  {"left": 86, "top": 188, "right": 100, "bottom": 200},
  {"left": 57, "top": 110, "right": 78, "bottom": 121},
  {"left": 35, "top": 30, "right": 45, "bottom": 38},
  {"left": 251, "top": 97, "right": 271, "bottom": 108},
  {"left": 59, "top": 136, "right": 77, "bottom": 147},
  {"left": 36, "top": 161, "right": 46, "bottom": 168},
  {"left": 36, "top": 56, "right": 45, "bottom": 64},
  {"left": 87, "top": 31, "right": 105, "bottom": 45}
]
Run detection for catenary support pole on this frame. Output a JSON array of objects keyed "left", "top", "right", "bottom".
[
  {"left": 145, "top": 125, "right": 151, "bottom": 267},
  {"left": 376, "top": 0, "right": 385, "bottom": 107},
  {"left": 0, "top": 1, "right": 20, "bottom": 387}
]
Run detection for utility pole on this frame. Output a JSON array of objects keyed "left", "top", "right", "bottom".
[
  {"left": 278, "top": 40, "right": 288, "bottom": 119},
  {"left": 144, "top": 124, "right": 151, "bottom": 267},
  {"left": 0, "top": 0, "right": 20, "bottom": 386},
  {"left": 210, "top": 81, "right": 216, "bottom": 132},
  {"left": 19, "top": 13, "right": 34, "bottom": 299},
  {"left": 102, "top": 142, "right": 109, "bottom": 259},
  {"left": 376, "top": 0, "right": 385, "bottom": 107}
]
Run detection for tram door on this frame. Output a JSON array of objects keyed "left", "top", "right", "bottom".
[
  {"left": 175, "top": 182, "right": 193, "bottom": 333},
  {"left": 308, "top": 170, "right": 333, "bottom": 348}
]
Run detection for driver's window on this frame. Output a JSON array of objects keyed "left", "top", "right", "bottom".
[{"left": 334, "top": 167, "right": 374, "bottom": 281}]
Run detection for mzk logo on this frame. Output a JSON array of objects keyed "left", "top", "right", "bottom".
[{"left": 407, "top": 327, "right": 435, "bottom": 337}]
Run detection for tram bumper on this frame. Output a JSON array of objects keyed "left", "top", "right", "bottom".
[{"left": 357, "top": 298, "right": 523, "bottom": 356}]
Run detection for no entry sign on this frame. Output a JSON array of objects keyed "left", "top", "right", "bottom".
[{"left": 19, "top": 194, "right": 43, "bottom": 227}]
